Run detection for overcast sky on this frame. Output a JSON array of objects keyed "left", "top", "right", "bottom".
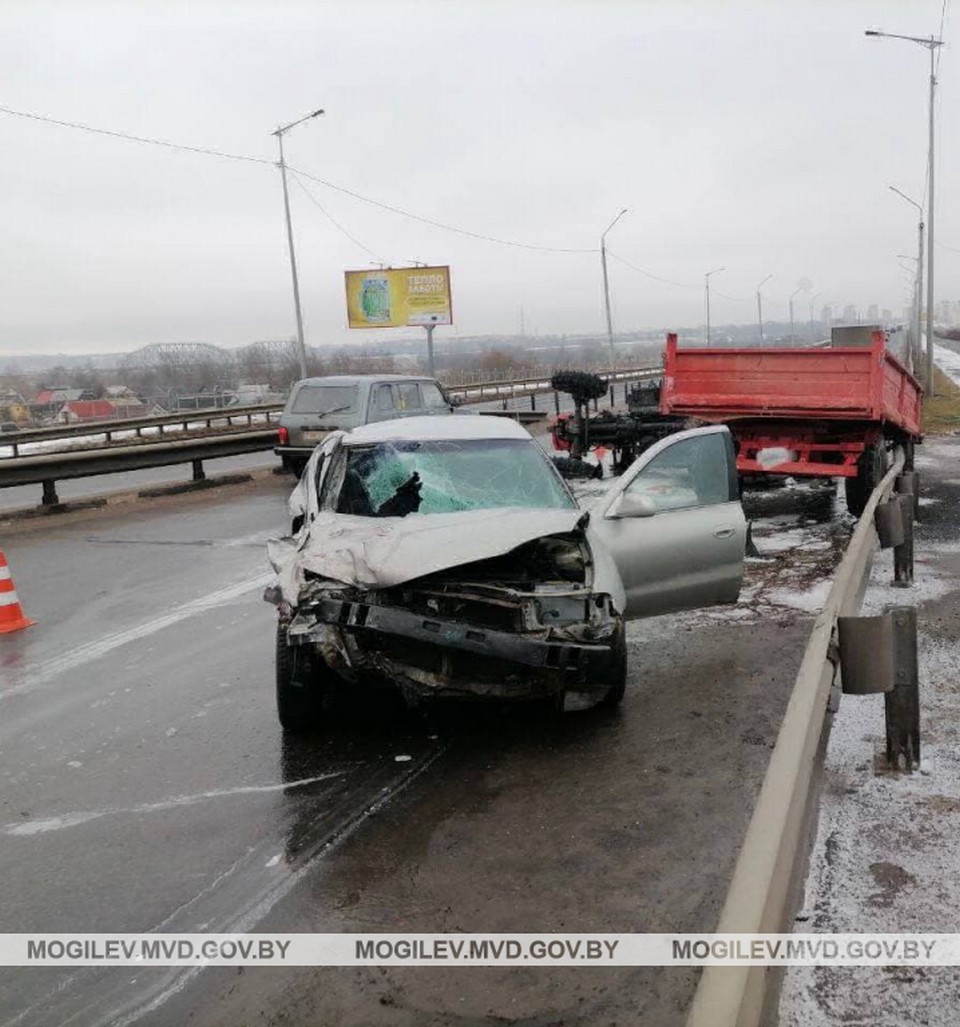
[{"left": 0, "top": 0, "right": 956, "bottom": 355}]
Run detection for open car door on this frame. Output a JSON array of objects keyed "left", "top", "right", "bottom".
[{"left": 587, "top": 425, "right": 745, "bottom": 620}]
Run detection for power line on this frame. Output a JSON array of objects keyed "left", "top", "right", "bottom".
[
  {"left": 0, "top": 104, "right": 273, "bottom": 164},
  {"left": 290, "top": 171, "right": 389, "bottom": 265},
  {"left": 0, "top": 102, "right": 599, "bottom": 256},
  {"left": 287, "top": 166, "right": 598, "bottom": 254},
  {"left": 605, "top": 249, "right": 698, "bottom": 289}
]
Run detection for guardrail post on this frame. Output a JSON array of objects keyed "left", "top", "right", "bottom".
[
  {"left": 874, "top": 497, "right": 904, "bottom": 549},
  {"left": 41, "top": 479, "right": 59, "bottom": 506},
  {"left": 530, "top": 394, "right": 536, "bottom": 411},
  {"left": 887, "top": 607, "right": 921, "bottom": 771},
  {"left": 609, "top": 385, "right": 614, "bottom": 407},
  {"left": 893, "top": 494, "right": 914, "bottom": 587},
  {"left": 554, "top": 391, "right": 560, "bottom": 415},
  {"left": 897, "top": 470, "right": 921, "bottom": 523},
  {"left": 838, "top": 606, "right": 921, "bottom": 772},
  {"left": 191, "top": 459, "right": 206, "bottom": 482}
]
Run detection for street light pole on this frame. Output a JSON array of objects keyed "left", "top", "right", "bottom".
[
  {"left": 600, "top": 209, "right": 628, "bottom": 368},
  {"left": 808, "top": 292, "right": 821, "bottom": 342},
  {"left": 273, "top": 107, "right": 325, "bottom": 380},
  {"left": 866, "top": 29, "right": 943, "bottom": 394},
  {"left": 756, "top": 274, "right": 773, "bottom": 344},
  {"left": 789, "top": 285, "right": 804, "bottom": 343},
  {"left": 890, "top": 186, "right": 924, "bottom": 378},
  {"left": 704, "top": 267, "right": 725, "bottom": 347}
]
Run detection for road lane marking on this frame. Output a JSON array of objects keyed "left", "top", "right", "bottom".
[
  {"left": 3, "top": 773, "right": 348, "bottom": 837},
  {"left": 1, "top": 572, "right": 273, "bottom": 701}
]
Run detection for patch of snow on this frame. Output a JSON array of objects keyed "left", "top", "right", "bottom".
[
  {"left": 765, "top": 578, "right": 833, "bottom": 614},
  {"left": 780, "top": 436, "right": 960, "bottom": 1025},
  {"left": 934, "top": 343, "right": 960, "bottom": 389}
]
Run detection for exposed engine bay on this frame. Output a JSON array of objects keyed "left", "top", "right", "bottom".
[{"left": 270, "top": 530, "right": 621, "bottom": 707}]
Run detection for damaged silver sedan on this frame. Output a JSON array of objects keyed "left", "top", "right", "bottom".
[{"left": 265, "top": 415, "right": 745, "bottom": 730}]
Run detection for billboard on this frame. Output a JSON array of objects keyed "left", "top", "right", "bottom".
[{"left": 345, "top": 266, "right": 452, "bottom": 329}]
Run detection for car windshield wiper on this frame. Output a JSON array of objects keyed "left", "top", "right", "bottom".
[{"left": 315, "top": 404, "right": 352, "bottom": 417}]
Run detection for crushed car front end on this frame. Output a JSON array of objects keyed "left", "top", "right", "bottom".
[{"left": 271, "top": 525, "right": 623, "bottom": 709}]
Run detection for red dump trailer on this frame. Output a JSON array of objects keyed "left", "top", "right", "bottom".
[{"left": 660, "top": 330, "right": 923, "bottom": 515}]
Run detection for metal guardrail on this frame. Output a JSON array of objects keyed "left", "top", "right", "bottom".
[
  {"left": 686, "top": 449, "right": 906, "bottom": 1027},
  {"left": 0, "top": 365, "right": 661, "bottom": 456},
  {"left": 0, "top": 430, "right": 276, "bottom": 506},
  {"left": 446, "top": 365, "right": 661, "bottom": 402},
  {"left": 0, "top": 403, "right": 281, "bottom": 456},
  {"left": 0, "top": 365, "right": 661, "bottom": 506}
]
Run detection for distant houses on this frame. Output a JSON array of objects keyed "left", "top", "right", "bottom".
[{"left": 55, "top": 396, "right": 162, "bottom": 423}]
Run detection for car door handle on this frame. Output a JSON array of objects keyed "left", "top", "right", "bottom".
[{"left": 713, "top": 526, "right": 736, "bottom": 539}]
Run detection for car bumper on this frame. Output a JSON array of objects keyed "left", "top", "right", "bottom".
[
  {"left": 287, "top": 596, "right": 618, "bottom": 703},
  {"left": 274, "top": 446, "right": 316, "bottom": 457}
]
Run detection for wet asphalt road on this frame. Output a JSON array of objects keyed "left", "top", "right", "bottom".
[{"left": 0, "top": 472, "right": 823, "bottom": 1026}]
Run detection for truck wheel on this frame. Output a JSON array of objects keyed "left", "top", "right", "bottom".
[
  {"left": 599, "top": 622, "right": 628, "bottom": 708},
  {"left": 275, "top": 623, "right": 325, "bottom": 732},
  {"left": 844, "top": 443, "right": 886, "bottom": 518}
]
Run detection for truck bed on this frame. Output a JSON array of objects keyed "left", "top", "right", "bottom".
[{"left": 660, "top": 331, "right": 922, "bottom": 439}]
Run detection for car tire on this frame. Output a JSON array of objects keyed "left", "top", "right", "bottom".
[
  {"left": 275, "top": 622, "right": 324, "bottom": 732},
  {"left": 280, "top": 454, "right": 307, "bottom": 477},
  {"left": 844, "top": 443, "right": 887, "bottom": 518},
  {"left": 599, "top": 621, "right": 628, "bottom": 708}
]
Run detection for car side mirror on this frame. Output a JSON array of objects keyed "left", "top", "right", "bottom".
[{"left": 607, "top": 492, "right": 657, "bottom": 519}]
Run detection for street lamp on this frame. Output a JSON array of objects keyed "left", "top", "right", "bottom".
[
  {"left": 866, "top": 29, "right": 943, "bottom": 394},
  {"left": 600, "top": 209, "right": 628, "bottom": 368},
  {"left": 889, "top": 186, "right": 925, "bottom": 380},
  {"left": 789, "top": 284, "right": 806, "bottom": 343},
  {"left": 808, "top": 291, "right": 821, "bottom": 342},
  {"left": 756, "top": 274, "right": 773, "bottom": 344},
  {"left": 272, "top": 107, "right": 325, "bottom": 379},
  {"left": 704, "top": 267, "right": 725, "bottom": 347}
]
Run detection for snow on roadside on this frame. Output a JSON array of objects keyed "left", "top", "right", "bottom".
[
  {"left": 934, "top": 342, "right": 960, "bottom": 389},
  {"left": 779, "top": 543, "right": 960, "bottom": 1025}
]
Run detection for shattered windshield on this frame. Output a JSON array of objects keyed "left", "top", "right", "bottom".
[{"left": 334, "top": 439, "right": 575, "bottom": 517}]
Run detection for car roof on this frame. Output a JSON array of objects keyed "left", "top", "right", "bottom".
[
  {"left": 292, "top": 375, "right": 438, "bottom": 387},
  {"left": 346, "top": 414, "right": 532, "bottom": 445}
]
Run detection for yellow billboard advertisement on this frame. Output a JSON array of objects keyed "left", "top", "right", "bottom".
[{"left": 345, "top": 266, "right": 452, "bottom": 329}]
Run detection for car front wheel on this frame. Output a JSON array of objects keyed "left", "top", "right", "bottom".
[
  {"left": 275, "top": 623, "right": 325, "bottom": 732},
  {"left": 599, "top": 621, "right": 628, "bottom": 708}
]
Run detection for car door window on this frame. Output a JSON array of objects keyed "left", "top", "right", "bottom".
[
  {"left": 396, "top": 383, "right": 421, "bottom": 412},
  {"left": 420, "top": 382, "right": 449, "bottom": 410},
  {"left": 373, "top": 384, "right": 397, "bottom": 414},
  {"left": 623, "top": 432, "right": 732, "bottom": 511}
]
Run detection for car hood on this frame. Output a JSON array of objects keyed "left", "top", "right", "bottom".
[{"left": 268, "top": 507, "right": 590, "bottom": 602}]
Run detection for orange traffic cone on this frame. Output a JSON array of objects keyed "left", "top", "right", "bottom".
[{"left": 0, "top": 550, "right": 35, "bottom": 634}]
